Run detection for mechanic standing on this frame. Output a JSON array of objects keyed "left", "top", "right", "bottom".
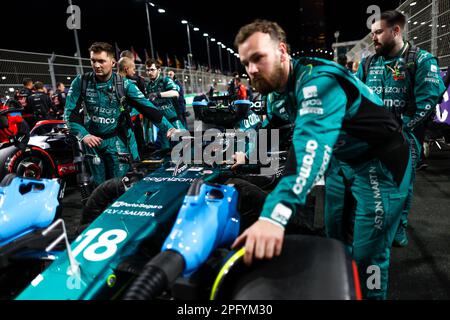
[
  {"left": 356, "top": 10, "right": 445, "bottom": 247},
  {"left": 64, "top": 42, "right": 176, "bottom": 186},
  {"left": 51, "top": 82, "right": 67, "bottom": 119},
  {"left": 231, "top": 20, "right": 413, "bottom": 299},
  {"left": 27, "top": 81, "right": 55, "bottom": 127},
  {"left": 117, "top": 56, "right": 146, "bottom": 159},
  {"left": 234, "top": 77, "right": 248, "bottom": 100},
  {"left": 145, "top": 58, "right": 185, "bottom": 149},
  {"left": 168, "top": 70, "right": 187, "bottom": 128},
  {"left": 227, "top": 72, "right": 239, "bottom": 98},
  {"left": 120, "top": 50, "right": 148, "bottom": 155},
  {"left": 14, "top": 78, "right": 34, "bottom": 126},
  {"left": 119, "top": 50, "right": 148, "bottom": 94}
]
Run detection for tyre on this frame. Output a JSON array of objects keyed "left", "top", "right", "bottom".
[
  {"left": 6, "top": 146, "right": 57, "bottom": 179},
  {"left": 0, "top": 145, "right": 20, "bottom": 180},
  {"left": 213, "top": 235, "right": 360, "bottom": 300},
  {"left": 80, "top": 177, "right": 126, "bottom": 227},
  {"left": 0, "top": 173, "right": 17, "bottom": 187}
]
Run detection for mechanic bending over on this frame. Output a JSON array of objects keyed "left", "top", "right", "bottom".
[
  {"left": 64, "top": 42, "right": 176, "bottom": 186},
  {"left": 356, "top": 10, "right": 445, "bottom": 247},
  {"left": 230, "top": 20, "right": 413, "bottom": 299}
]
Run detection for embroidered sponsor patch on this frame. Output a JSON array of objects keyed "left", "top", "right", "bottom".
[
  {"left": 270, "top": 203, "right": 293, "bottom": 225},
  {"left": 302, "top": 85, "right": 318, "bottom": 99},
  {"left": 300, "top": 107, "right": 323, "bottom": 116}
]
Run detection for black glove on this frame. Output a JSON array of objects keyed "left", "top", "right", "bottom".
[{"left": 148, "top": 92, "right": 161, "bottom": 102}]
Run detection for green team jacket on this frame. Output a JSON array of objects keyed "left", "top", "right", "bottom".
[
  {"left": 260, "top": 92, "right": 294, "bottom": 150},
  {"left": 146, "top": 74, "right": 180, "bottom": 121},
  {"left": 64, "top": 73, "right": 173, "bottom": 140},
  {"left": 356, "top": 43, "right": 446, "bottom": 130},
  {"left": 260, "top": 57, "right": 404, "bottom": 228}
]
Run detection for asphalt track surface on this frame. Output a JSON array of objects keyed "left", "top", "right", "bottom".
[
  {"left": 59, "top": 147, "right": 450, "bottom": 300},
  {"left": 389, "top": 147, "right": 450, "bottom": 299}
]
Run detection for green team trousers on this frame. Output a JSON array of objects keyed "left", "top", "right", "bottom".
[
  {"left": 401, "top": 130, "right": 421, "bottom": 228},
  {"left": 85, "top": 130, "right": 138, "bottom": 186},
  {"left": 324, "top": 154, "right": 413, "bottom": 299}
]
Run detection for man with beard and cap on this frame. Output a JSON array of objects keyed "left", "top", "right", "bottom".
[
  {"left": 230, "top": 19, "right": 414, "bottom": 299},
  {"left": 356, "top": 10, "right": 445, "bottom": 247}
]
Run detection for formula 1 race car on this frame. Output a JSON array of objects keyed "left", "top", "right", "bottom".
[
  {"left": 15, "top": 152, "right": 359, "bottom": 300},
  {"left": 191, "top": 92, "right": 266, "bottom": 131},
  {"left": 0, "top": 174, "right": 65, "bottom": 299},
  {"left": 14, "top": 99, "right": 360, "bottom": 300},
  {"left": 0, "top": 108, "right": 76, "bottom": 179},
  {"left": 28, "top": 120, "right": 77, "bottom": 178}
]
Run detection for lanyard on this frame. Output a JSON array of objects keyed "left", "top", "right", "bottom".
[{"left": 385, "top": 43, "right": 409, "bottom": 81}]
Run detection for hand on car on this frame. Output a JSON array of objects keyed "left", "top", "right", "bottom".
[
  {"left": 231, "top": 219, "right": 285, "bottom": 266},
  {"left": 166, "top": 128, "right": 180, "bottom": 139},
  {"left": 231, "top": 151, "right": 247, "bottom": 170}
]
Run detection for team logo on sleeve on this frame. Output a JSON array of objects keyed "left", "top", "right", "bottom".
[
  {"left": 300, "top": 86, "right": 323, "bottom": 116},
  {"left": 270, "top": 203, "right": 293, "bottom": 226},
  {"left": 302, "top": 86, "right": 318, "bottom": 99},
  {"left": 430, "top": 65, "right": 437, "bottom": 73}
]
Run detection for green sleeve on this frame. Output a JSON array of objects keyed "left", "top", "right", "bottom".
[
  {"left": 261, "top": 118, "right": 270, "bottom": 128},
  {"left": 164, "top": 77, "right": 179, "bottom": 92},
  {"left": 355, "top": 57, "right": 366, "bottom": 81},
  {"left": 259, "top": 75, "right": 347, "bottom": 227},
  {"left": 403, "top": 54, "right": 446, "bottom": 130},
  {"left": 64, "top": 75, "right": 90, "bottom": 140},
  {"left": 124, "top": 80, "right": 174, "bottom": 131}
]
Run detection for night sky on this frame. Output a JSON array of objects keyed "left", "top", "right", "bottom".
[{"left": 2, "top": 0, "right": 397, "bottom": 66}]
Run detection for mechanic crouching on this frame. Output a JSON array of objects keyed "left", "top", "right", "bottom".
[
  {"left": 230, "top": 20, "right": 413, "bottom": 300},
  {"left": 64, "top": 42, "right": 176, "bottom": 187}
]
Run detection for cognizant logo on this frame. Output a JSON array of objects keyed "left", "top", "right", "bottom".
[{"left": 292, "top": 140, "right": 318, "bottom": 195}]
